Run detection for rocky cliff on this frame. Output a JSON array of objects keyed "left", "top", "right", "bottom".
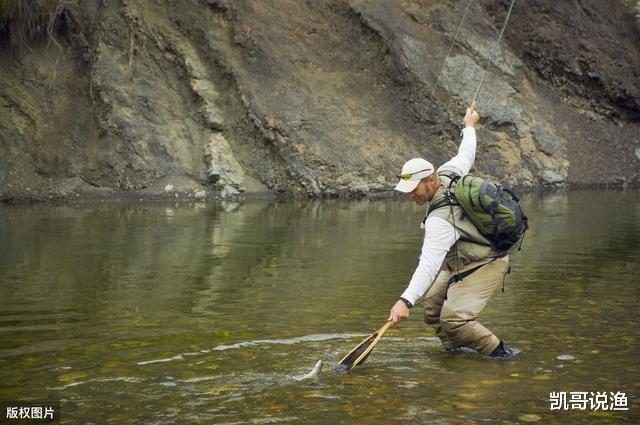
[{"left": 1, "top": 0, "right": 639, "bottom": 201}]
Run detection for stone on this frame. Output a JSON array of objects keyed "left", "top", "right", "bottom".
[
  {"left": 204, "top": 133, "right": 245, "bottom": 197},
  {"left": 556, "top": 354, "right": 576, "bottom": 361},
  {"left": 202, "top": 103, "right": 225, "bottom": 130},
  {"left": 190, "top": 79, "right": 219, "bottom": 102},
  {"left": 1, "top": 0, "right": 638, "bottom": 201},
  {"left": 541, "top": 170, "right": 565, "bottom": 187},
  {"left": 206, "top": 0, "right": 229, "bottom": 11},
  {"left": 532, "top": 127, "right": 562, "bottom": 156},
  {"left": 207, "top": 165, "right": 221, "bottom": 183}
]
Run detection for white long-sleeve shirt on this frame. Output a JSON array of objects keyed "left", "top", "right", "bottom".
[{"left": 400, "top": 127, "right": 477, "bottom": 305}]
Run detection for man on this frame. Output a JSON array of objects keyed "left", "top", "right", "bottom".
[{"left": 388, "top": 107, "right": 519, "bottom": 359}]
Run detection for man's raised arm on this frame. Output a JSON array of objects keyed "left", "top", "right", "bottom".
[{"left": 439, "top": 107, "right": 479, "bottom": 176}]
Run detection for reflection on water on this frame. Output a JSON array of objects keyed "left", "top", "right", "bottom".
[{"left": 0, "top": 191, "right": 639, "bottom": 423}]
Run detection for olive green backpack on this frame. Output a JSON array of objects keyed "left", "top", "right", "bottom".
[{"left": 429, "top": 171, "right": 529, "bottom": 252}]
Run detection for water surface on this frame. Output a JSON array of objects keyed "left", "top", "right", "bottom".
[{"left": 1, "top": 191, "right": 639, "bottom": 423}]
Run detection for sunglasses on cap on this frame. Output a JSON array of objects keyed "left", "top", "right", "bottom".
[{"left": 396, "top": 169, "right": 433, "bottom": 180}]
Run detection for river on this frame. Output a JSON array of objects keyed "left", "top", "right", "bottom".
[{"left": 1, "top": 190, "right": 639, "bottom": 424}]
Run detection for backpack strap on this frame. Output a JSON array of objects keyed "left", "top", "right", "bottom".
[
  {"left": 427, "top": 170, "right": 462, "bottom": 215},
  {"left": 427, "top": 196, "right": 458, "bottom": 215},
  {"left": 437, "top": 170, "right": 461, "bottom": 191}
]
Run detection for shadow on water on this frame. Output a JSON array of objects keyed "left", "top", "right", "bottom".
[{"left": 0, "top": 191, "right": 639, "bottom": 423}]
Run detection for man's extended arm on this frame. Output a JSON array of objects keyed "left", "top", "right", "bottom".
[
  {"left": 388, "top": 216, "right": 458, "bottom": 323},
  {"left": 399, "top": 217, "right": 458, "bottom": 305},
  {"left": 438, "top": 109, "right": 479, "bottom": 176}
]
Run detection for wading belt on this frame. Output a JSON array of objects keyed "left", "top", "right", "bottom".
[{"left": 444, "top": 256, "right": 502, "bottom": 300}]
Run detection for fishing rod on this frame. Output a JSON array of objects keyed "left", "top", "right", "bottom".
[
  {"left": 471, "top": 0, "right": 517, "bottom": 106},
  {"left": 430, "top": 0, "right": 517, "bottom": 109},
  {"left": 430, "top": 0, "right": 474, "bottom": 101}
]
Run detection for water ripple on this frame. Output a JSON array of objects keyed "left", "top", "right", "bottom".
[{"left": 211, "top": 333, "right": 368, "bottom": 351}]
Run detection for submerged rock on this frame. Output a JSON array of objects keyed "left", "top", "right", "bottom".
[
  {"left": 556, "top": 354, "right": 576, "bottom": 361},
  {"left": 518, "top": 414, "right": 542, "bottom": 422}
]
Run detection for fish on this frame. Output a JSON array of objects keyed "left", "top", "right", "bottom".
[{"left": 293, "top": 360, "right": 323, "bottom": 381}]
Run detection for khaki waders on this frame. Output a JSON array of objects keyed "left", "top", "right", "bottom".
[{"left": 423, "top": 256, "right": 509, "bottom": 355}]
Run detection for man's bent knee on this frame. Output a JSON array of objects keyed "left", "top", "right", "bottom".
[{"left": 439, "top": 315, "right": 465, "bottom": 337}]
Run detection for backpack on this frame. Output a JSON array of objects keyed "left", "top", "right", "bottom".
[{"left": 429, "top": 171, "right": 529, "bottom": 252}]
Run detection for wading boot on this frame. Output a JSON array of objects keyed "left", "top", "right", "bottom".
[{"left": 489, "top": 341, "right": 520, "bottom": 359}]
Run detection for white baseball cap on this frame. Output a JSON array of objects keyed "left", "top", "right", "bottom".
[{"left": 394, "top": 158, "right": 435, "bottom": 193}]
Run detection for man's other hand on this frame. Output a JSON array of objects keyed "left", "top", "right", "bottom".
[{"left": 388, "top": 299, "right": 410, "bottom": 323}]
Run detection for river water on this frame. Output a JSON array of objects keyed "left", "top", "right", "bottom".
[{"left": 0, "top": 190, "right": 639, "bottom": 424}]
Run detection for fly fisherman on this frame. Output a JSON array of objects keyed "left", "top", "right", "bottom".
[{"left": 388, "top": 107, "right": 519, "bottom": 359}]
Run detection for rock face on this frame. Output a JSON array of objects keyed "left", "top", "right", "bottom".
[{"left": 0, "top": 0, "right": 639, "bottom": 201}]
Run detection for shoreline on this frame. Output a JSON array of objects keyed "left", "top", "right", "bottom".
[{"left": 1, "top": 183, "right": 638, "bottom": 205}]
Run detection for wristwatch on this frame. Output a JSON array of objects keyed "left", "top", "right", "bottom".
[{"left": 399, "top": 297, "right": 413, "bottom": 309}]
